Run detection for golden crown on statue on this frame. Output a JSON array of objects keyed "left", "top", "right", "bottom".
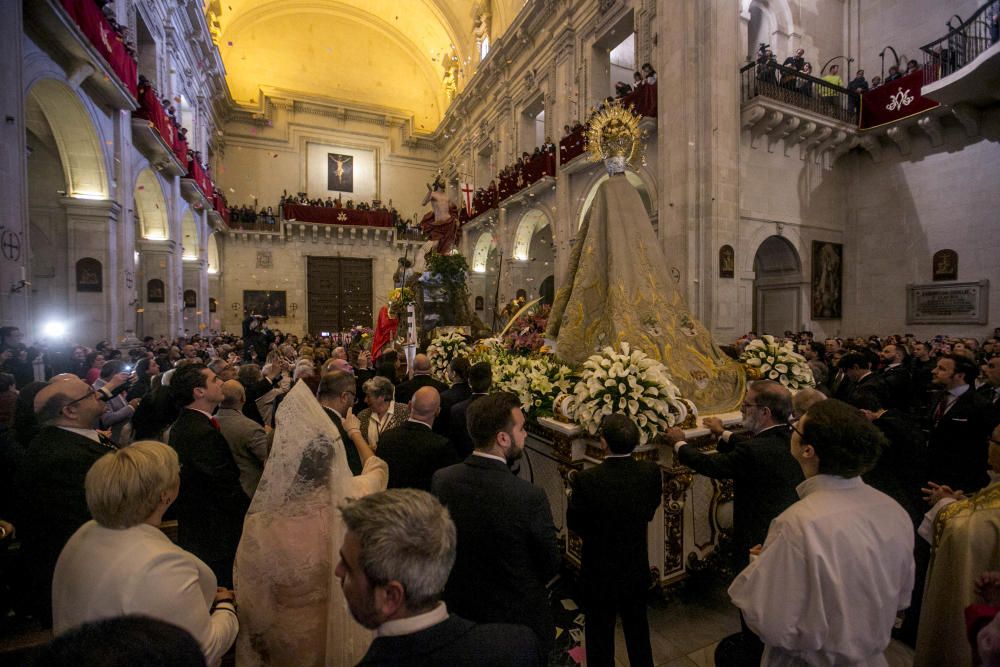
[{"left": 584, "top": 99, "right": 645, "bottom": 176}]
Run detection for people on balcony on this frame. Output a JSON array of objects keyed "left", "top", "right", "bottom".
[
  {"left": 614, "top": 81, "right": 632, "bottom": 98},
  {"left": 885, "top": 65, "right": 902, "bottom": 83},
  {"left": 782, "top": 48, "right": 806, "bottom": 72},
  {"left": 905, "top": 59, "right": 921, "bottom": 75},
  {"left": 847, "top": 69, "right": 869, "bottom": 114},
  {"left": 819, "top": 64, "right": 844, "bottom": 112},
  {"left": 798, "top": 62, "right": 815, "bottom": 96},
  {"left": 641, "top": 62, "right": 656, "bottom": 85}
]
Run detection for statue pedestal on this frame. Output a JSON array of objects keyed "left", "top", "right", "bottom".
[{"left": 525, "top": 411, "right": 742, "bottom": 590}]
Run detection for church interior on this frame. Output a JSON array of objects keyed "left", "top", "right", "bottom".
[{"left": 2, "top": 0, "right": 1000, "bottom": 664}]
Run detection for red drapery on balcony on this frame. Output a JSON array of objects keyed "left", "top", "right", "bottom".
[
  {"left": 282, "top": 204, "right": 392, "bottom": 228},
  {"left": 60, "top": 0, "right": 138, "bottom": 98},
  {"left": 559, "top": 126, "right": 587, "bottom": 165},
  {"left": 135, "top": 85, "right": 177, "bottom": 149},
  {"left": 212, "top": 192, "right": 230, "bottom": 227},
  {"left": 186, "top": 160, "right": 213, "bottom": 200},
  {"left": 858, "top": 70, "right": 939, "bottom": 130},
  {"left": 173, "top": 136, "right": 189, "bottom": 167},
  {"left": 620, "top": 82, "right": 657, "bottom": 117},
  {"left": 498, "top": 152, "right": 556, "bottom": 200}
]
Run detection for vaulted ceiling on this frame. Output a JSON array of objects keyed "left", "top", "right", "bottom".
[{"left": 206, "top": 1, "right": 524, "bottom": 133}]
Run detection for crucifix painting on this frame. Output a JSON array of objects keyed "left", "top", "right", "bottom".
[{"left": 327, "top": 153, "right": 354, "bottom": 192}]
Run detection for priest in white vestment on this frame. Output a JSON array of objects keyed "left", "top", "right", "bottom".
[
  {"left": 914, "top": 424, "right": 1000, "bottom": 667},
  {"left": 729, "top": 399, "right": 914, "bottom": 667}
]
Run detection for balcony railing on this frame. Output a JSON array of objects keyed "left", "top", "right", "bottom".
[
  {"left": 740, "top": 61, "right": 859, "bottom": 125},
  {"left": 920, "top": 0, "right": 1000, "bottom": 84}
]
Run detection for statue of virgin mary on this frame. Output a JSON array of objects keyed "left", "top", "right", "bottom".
[{"left": 546, "top": 102, "right": 745, "bottom": 413}]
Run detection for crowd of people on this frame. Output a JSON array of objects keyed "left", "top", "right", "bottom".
[
  {"left": 0, "top": 321, "right": 998, "bottom": 665},
  {"left": 612, "top": 62, "right": 657, "bottom": 98}
]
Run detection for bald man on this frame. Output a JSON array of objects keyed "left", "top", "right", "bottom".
[
  {"left": 215, "top": 380, "right": 269, "bottom": 497},
  {"left": 18, "top": 376, "right": 117, "bottom": 625},
  {"left": 395, "top": 353, "right": 449, "bottom": 405},
  {"left": 376, "top": 386, "right": 457, "bottom": 491}
]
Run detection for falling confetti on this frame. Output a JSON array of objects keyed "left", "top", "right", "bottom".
[{"left": 227, "top": 41, "right": 233, "bottom": 46}]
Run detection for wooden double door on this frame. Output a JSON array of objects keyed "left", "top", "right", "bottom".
[{"left": 306, "top": 257, "right": 373, "bottom": 335}]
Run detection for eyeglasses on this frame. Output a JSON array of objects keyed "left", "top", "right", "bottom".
[
  {"left": 789, "top": 420, "right": 805, "bottom": 439},
  {"left": 65, "top": 389, "right": 99, "bottom": 408}
]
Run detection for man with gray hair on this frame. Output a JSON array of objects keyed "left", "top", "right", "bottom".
[
  {"left": 215, "top": 380, "right": 269, "bottom": 497},
  {"left": 338, "top": 489, "right": 540, "bottom": 665}
]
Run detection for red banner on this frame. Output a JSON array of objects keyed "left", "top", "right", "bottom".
[
  {"left": 61, "top": 0, "right": 138, "bottom": 98},
  {"left": 135, "top": 85, "right": 177, "bottom": 151},
  {"left": 282, "top": 204, "right": 392, "bottom": 228},
  {"left": 186, "top": 160, "right": 213, "bottom": 200},
  {"left": 559, "top": 126, "right": 587, "bottom": 166},
  {"left": 859, "top": 70, "right": 939, "bottom": 129}
]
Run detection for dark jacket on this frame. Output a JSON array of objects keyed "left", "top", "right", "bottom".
[
  {"left": 926, "top": 388, "right": 995, "bottom": 493},
  {"left": 357, "top": 613, "right": 540, "bottom": 666},
  {"left": 378, "top": 420, "right": 457, "bottom": 491},
  {"left": 168, "top": 408, "right": 249, "bottom": 581},
  {"left": 434, "top": 381, "right": 473, "bottom": 436},
  {"left": 676, "top": 425, "right": 802, "bottom": 565},
  {"left": 567, "top": 455, "right": 661, "bottom": 601},
  {"left": 448, "top": 394, "right": 487, "bottom": 459},
  {"left": 16, "top": 425, "right": 115, "bottom": 623},
  {"left": 394, "top": 374, "right": 449, "bottom": 405},
  {"left": 431, "top": 456, "right": 560, "bottom": 650},
  {"left": 322, "top": 406, "right": 364, "bottom": 475}
]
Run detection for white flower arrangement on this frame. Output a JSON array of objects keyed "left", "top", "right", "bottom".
[
  {"left": 739, "top": 334, "right": 816, "bottom": 389},
  {"left": 572, "top": 342, "right": 691, "bottom": 445},
  {"left": 493, "top": 355, "right": 575, "bottom": 418},
  {"left": 426, "top": 331, "right": 471, "bottom": 381}
]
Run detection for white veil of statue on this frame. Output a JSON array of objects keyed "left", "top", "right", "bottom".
[{"left": 234, "top": 381, "right": 387, "bottom": 666}]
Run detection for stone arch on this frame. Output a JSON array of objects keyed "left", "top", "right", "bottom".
[
  {"left": 207, "top": 233, "right": 221, "bottom": 274},
  {"left": 471, "top": 231, "right": 495, "bottom": 273},
  {"left": 181, "top": 208, "right": 199, "bottom": 260},
  {"left": 26, "top": 79, "right": 109, "bottom": 199},
  {"left": 741, "top": 0, "right": 797, "bottom": 60},
  {"left": 750, "top": 234, "right": 804, "bottom": 335},
  {"left": 510, "top": 207, "right": 553, "bottom": 261},
  {"left": 134, "top": 168, "right": 169, "bottom": 240},
  {"left": 576, "top": 169, "right": 657, "bottom": 229}
]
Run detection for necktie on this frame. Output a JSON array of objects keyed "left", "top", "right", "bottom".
[
  {"left": 933, "top": 394, "right": 952, "bottom": 425},
  {"left": 98, "top": 433, "right": 117, "bottom": 450},
  {"left": 210, "top": 416, "right": 221, "bottom": 431}
]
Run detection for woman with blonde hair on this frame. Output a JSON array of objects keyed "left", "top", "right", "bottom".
[{"left": 52, "top": 441, "right": 238, "bottom": 666}]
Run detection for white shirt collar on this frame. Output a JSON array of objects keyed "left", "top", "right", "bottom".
[
  {"left": 375, "top": 602, "right": 448, "bottom": 638},
  {"left": 186, "top": 406, "right": 215, "bottom": 420},
  {"left": 604, "top": 452, "right": 633, "bottom": 459},
  {"left": 406, "top": 418, "right": 432, "bottom": 429},
  {"left": 472, "top": 451, "right": 507, "bottom": 464},
  {"left": 371, "top": 402, "right": 396, "bottom": 426},
  {"left": 796, "top": 474, "right": 864, "bottom": 499}
]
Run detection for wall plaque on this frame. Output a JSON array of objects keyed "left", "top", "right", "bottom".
[
  {"left": 932, "top": 249, "right": 958, "bottom": 281},
  {"left": 906, "top": 281, "right": 989, "bottom": 324}
]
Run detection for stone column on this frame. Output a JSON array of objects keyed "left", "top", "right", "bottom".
[
  {"left": 181, "top": 258, "right": 206, "bottom": 336},
  {"left": 136, "top": 239, "right": 178, "bottom": 338},
  {"left": 60, "top": 197, "right": 122, "bottom": 344},
  {"left": 656, "top": 0, "right": 742, "bottom": 340},
  {"left": 0, "top": 1, "right": 29, "bottom": 332}
]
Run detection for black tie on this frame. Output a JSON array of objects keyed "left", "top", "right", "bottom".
[{"left": 98, "top": 433, "right": 117, "bottom": 450}]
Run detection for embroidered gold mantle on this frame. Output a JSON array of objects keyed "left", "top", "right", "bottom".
[{"left": 546, "top": 176, "right": 744, "bottom": 413}]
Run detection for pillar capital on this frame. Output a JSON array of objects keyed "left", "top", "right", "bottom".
[
  {"left": 59, "top": 196, "right": 121, "bottom": 223},
  {"left": 136, "top": 238, "right": 178, "bottom": 255}
]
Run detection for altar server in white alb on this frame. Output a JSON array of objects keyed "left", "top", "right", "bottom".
[{"left": 729, "top": 399, "right": 915, "bottom": 667}]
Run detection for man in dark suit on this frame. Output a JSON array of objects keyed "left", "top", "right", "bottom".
[
  {"left": 378, "top": 387, "right": 457, "bottom": 491},
  {"left": 926, "top": 353, "right": 996, "bottom": 494},
  {"left": 838, "top": 351, "right": 889, "bottom": 409},
  {"left": 17, "top": 376, "right": 115, "bottom": 625},
  {"left": 432, "top": 392, "right": 560, "bottom": 655},
  {"left": 667, "top": 379, "right": 802, "bottom": 664},
  {"left": 394, "top": 353, "right": 449, "bottom": 405},
  {"left": 434, "top": 356, "right": 472, "bottom": 436},
  {"left": 979, "top": 355, "right": 1000, "bottom": 412},
  {"left": 168, "top": 364, "right": 249, "bottom": 588},
  {"left": 878, "top": 343, "right": 912, "bottom": 411},
  {"left": 568, "top": 414, "right": 661, "bottom": 667},
  {"left": 339, "top": 489, "right": 540, "bottom": 666},
  {"left": 316, "top": 371, "right": 365, "bottom": 475},
  {"left": 448, "top": 361, "right": 492, "bottom": 459}
]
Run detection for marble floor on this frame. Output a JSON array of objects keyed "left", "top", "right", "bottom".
[{"left": 611, "top": 582, "right": 739, "bottom": 667}]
